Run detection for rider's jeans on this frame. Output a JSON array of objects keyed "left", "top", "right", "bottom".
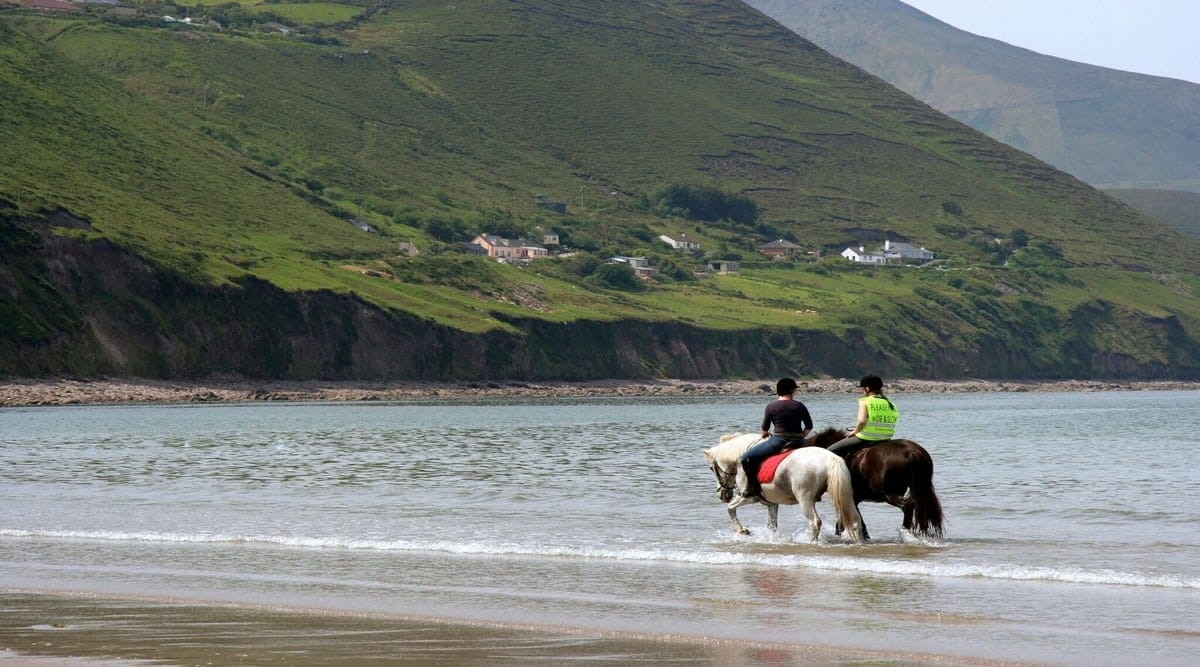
[{"left": 740, "top": 435, "right": 789, "bottom": 481}]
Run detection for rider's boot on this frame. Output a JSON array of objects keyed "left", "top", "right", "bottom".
[{"left": 740, "top": 462, "right": 761, "bottom": 498}]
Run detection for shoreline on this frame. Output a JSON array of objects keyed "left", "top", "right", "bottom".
[{"left": 2, "top": 376, "right": 1199, "bottom": 407}]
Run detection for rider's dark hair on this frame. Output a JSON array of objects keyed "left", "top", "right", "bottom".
[
  {"left": 859, "top": 375, "right": 883, "bottom": 392},
  {"left": 859, "top": 374, "right": 893, "bottom": 409},
  {"left": 776, "top": 377, "right": 798, "bottom": 396}
]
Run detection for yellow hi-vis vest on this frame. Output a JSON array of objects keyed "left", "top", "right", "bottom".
[{"left": 859, "top": 395, "right": 898, "bottom": 440}]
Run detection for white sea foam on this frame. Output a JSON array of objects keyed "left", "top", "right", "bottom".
[{"left": 4, "top": 527, "right": 1197, "bottom": 590}]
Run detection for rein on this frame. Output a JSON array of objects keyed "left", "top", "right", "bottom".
[{"left": 711, "top": 461, "right": 736, "bottom": 502}]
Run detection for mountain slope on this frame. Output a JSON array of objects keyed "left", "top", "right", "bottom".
[
  {"left": 745, "top": 0, "right": 1200, "bottom": 195},
  {"left": 1106, "top": 189, "right": 1200, "bottom": 239},
  {"left": 3, "top": 1, "right": 1200, "bottom": 380},
  {"left": 15, "top": 1, "right": 1191, "bottom": 271}
]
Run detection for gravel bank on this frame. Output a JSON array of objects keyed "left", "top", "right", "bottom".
[{"left": 2, "top": 377, "right": 1198, "bottom": 407}]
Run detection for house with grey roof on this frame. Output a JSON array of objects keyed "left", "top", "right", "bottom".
[
  {"left": 472, "top": 234, "right": 548, "bottom": 261},
  {"left": 881, "top": 240, "right": 934, "bottom": 264},
  {"left": 759, "top": 238, "right": 802, "bottom": 259},
  {"left": 842, "top": 240, "right": 934, "bottom": 265},
  {"left": 608, "top": 256, "right": 658, "bottom": 278}
]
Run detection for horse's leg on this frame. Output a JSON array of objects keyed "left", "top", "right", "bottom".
[
  {"left": 837, "top": 503, "right": 870, "bottom": 540},
  {"left": 726, "top": 496, "right": 754, "bottom": 535},
  {"left": 799, "top": 496, "right": 821, "bottom": 543},
  {"left": 835, "top": 501, "right": 869, "bottom": 539},
  {"left": 766, "top": 501, "right": 779, "bottom": 534},
  {"left": 887, "top": 494, "right": 914, "bottom": 533}
]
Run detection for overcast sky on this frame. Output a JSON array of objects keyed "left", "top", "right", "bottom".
[{"left": 900, "top": 0, "right": 1200, "bottom": 84}]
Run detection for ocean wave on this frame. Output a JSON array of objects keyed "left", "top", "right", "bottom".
[{"left": 4, "top": 528, "right": 1197, "bottom": 590}]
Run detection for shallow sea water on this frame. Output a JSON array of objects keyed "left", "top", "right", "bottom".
[{"left": 2, "top": 391, "right": 1198, "bottom": 665}]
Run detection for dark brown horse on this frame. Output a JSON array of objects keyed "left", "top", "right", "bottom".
[{"left": 811, "top": 427, "right": 944, "bottom": 540}]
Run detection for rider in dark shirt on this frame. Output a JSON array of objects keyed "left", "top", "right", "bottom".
[{"left": 739, "top": 377, "right": 813, "bottom": 499}]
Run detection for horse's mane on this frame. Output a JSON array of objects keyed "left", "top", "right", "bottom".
[
  {"left": 705, "top": 432, "right": 760, "bottom": 469},
  {"left": 810, "top": 426, "right": 845, "bottom": 448}
]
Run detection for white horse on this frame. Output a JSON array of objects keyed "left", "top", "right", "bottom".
[{"left": 703, "top": 433, "right": 864, "bottom": 543}]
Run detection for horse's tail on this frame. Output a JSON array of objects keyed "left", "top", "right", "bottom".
[
  {"left": 909, "top": 450, "right": 944, "bottom": 539},
  {"left": 826, "top": 454, "right": 864, "bottom": 543}
]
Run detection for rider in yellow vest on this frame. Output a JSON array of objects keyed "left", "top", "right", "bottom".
[{"left": 827, "top": 375, "right": 897, "bottom": 458}]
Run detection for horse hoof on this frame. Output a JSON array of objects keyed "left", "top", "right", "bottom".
[{"left": 737, "top": 528, "right": 751, "bottom": 536}]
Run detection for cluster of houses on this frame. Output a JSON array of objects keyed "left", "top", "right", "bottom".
[
  {"left": 349, "top": 196, "right": 934, "bottom": 273},
  {"left": 463, "top": 230, "right": 933, "bottom": 277}
]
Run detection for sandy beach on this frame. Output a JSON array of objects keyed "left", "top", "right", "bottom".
[
  {"left": 0, "top": 591, "right": 1034, "bottom": 667},
  {"left": 3, "top": 376, "right": 1198, "bottom": 407}
]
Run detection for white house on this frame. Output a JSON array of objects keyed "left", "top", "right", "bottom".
[
  {"left": 659, "top": 233, "right": 701, "bottom": 251},
  {"left": 841, "top": 246, "right": 887, "bottom": 264}
]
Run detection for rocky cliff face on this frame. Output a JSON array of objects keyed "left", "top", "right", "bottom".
[
  {"left": 2, "top": 211, "right": 1198, "bottom": 381},
  {"left": 0, "top": 211, "right": 801, "bottom": 381}
]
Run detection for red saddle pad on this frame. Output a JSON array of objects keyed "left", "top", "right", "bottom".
[{"left": 758, "top": 448, "right": 797, "bottom": 483}]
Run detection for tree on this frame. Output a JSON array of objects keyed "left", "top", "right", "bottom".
[
  {"left": 419, "top": 217, "right": 471, "bottom": 243},
  {"left": 650, "top": 185, "right": 758, "bottom": 225},
  {"left": 594, "top": 263, "right": 642, "bottom": 291},
  {"left": 562, "top": 254, "right": 599, "bottom": 277}
]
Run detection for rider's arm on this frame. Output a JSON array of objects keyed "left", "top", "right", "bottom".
[
  {"left": 761, "top": 405, "right": 772, "bottom": 438},
  {"left": 850, "top": 400, "right": 868, "bottom": 436}
]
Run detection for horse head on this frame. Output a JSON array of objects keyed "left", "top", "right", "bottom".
[
  {"left": 705, "top": 434, "right": 757, "bottom": 503},
  {"left": 703, "top": 446, "right": 733, "bottom": 502}
]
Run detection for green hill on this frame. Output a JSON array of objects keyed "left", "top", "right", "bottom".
[
  {"left": 2, "top": 0, "right": 1200, "bottom": 381},
  {"left": 746, "top": 0, "right": 1200, "bottom": 195}
]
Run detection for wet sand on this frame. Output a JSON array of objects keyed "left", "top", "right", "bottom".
[
  {"left": 2, "top": 376, "right": 1197, "bottom": 407},
  {"left": 0, "top": 591, "right": 1034, "bottom": 667}
]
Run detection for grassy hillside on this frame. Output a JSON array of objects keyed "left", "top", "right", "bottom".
[
  {"left": 2, "top": 0, "right": 1200, "bottom": 380},
  {"left": 746, "top": 0, "right": 1200, "bottom": 195}
]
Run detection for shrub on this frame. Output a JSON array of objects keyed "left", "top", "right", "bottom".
[
  {"left": 649, "top": 184, "right": 757, "bottom": 225},
  {"left": 594, "top": 263, "right": 643, "bottom": 291}
]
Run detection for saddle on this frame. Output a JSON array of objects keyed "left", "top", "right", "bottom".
[
  {"left": 756, "top": 449, "right": 796, "bottom": 483},
  {"left": 752, "top": 436, "right": 816, "bottom": 484},
  {"left": 843, "top": 441, "right": 885, "bottom": 467}
]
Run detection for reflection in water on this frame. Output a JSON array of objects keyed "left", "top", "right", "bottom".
[
  {"left": 846, "top": 573, "right": 928, "bottom": 608},
  {"left": 744, "top": 567, "right": 807, "bottom": 601}
]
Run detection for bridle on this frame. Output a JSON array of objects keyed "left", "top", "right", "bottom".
[{"left": 710, "top": 461, "right": 736, "bottom": 503}]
